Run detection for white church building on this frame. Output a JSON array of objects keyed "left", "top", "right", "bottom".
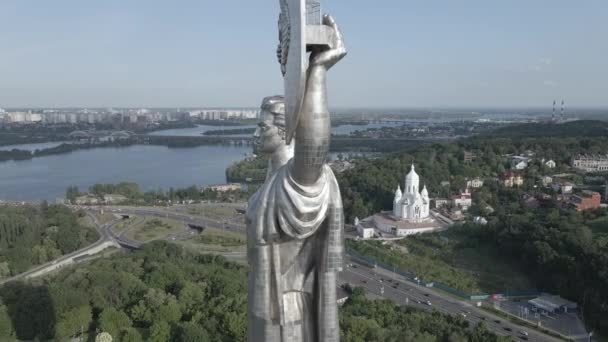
[
  {"left": 355, "top": 163, "right": 443, "bottom": 238},
  {"left": 392, "top": 164, "right": 430, "bottom": 222}
]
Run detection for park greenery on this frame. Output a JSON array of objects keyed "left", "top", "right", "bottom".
[
  {"left": 226, "top": 156, "right": 269, "bottom": 183},
  {"left": 0, "top": 203, "right": 99, "bottom": 278},
  {"left": 338, "top": 120, "right": 608, "bottom": 334},
  {"left": 194, "top": 230, "right": 246, "bottom": 248},
  {"left": 125, "top": 218, "right": 184, "bottom": 242},
  {"left": 0, "top": 241, "right": 507, "bottom": 341}
]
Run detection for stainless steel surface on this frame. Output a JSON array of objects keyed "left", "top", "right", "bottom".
[{"left": 247, "top": 4, "right": 346, "bottom": 341}]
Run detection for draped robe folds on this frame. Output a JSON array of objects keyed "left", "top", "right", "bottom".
[{"left": 247, "top": 160, "right": 344, "bottom": 342}]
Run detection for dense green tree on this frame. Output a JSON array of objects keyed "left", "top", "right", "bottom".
[
  {"left": 174, "top": 322, "right": 210, "bottom": 342},
  {"left": 148, "top": 320, "right": 171, "bottom": 342},
  {"left": 0, "top": 304, "right": 14, "bottom": 339},
  {"left": 54, "top": 305, "right": 92, "bottom": 339},
  {"left": 99, "top": 308, "right": 132, "bottom": 339},
  {"left": 0, "top": 283, "right": 55, "bottom": 340},
  {"left": 0, "top": 203, "right": 98, "bottom": 277},
  {"left": 120, "top": 327, "right": 143, "bottom": 342}
]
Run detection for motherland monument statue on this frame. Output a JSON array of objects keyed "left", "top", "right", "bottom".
[{"left": 246, "top": 0, "right": 347, "bottom": 341}]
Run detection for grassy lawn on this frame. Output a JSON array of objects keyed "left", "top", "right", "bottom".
[
  {"left": 177, "top": 228, "right": 246, "bottom": 253},
  {"left": 348, "top": 228, "right": 535, "bottom": 295},
  {"left": 110, "top": 216, "right": 140, "bottom": 236},
  {"left": 125, "top": 218, "right": 185, "bottom": 242},
  {"left": 90, "top": 211, "right": 120, "bottom": 225},
  {"left": 184, "top": 205, "right": 242, "bottom": 220}
]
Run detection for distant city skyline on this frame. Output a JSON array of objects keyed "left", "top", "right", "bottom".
[{"left": 1, "top": 0, "right": 607, "bottom": 108}]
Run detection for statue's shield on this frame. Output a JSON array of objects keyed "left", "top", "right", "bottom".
[
  {"left": 283, "top": 0, "right": 306, "bottom": 145},
  {"left": 280, "top": 0, "right": 334, "bottom": 144}
]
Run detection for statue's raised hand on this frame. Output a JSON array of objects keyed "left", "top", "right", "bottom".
[{"left": 310, "top": 15, "right": 347, "bottom": 70}]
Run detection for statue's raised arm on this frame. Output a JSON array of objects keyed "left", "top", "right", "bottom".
[{"left": 290, "top": 15, "right": 347, "bottom": 185}]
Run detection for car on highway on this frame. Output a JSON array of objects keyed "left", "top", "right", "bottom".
[
  {"left": 425, "top": 301, "right": 432, "bottom": 306},
  {"left": 459, "top": 313, "right": 467, "bottom": 318},
  {"left": 504, "top": 327, "right": 512, "bottom": 332},
  {"left": 518, "top": 331, "right": 528, "bottom": 337},
  {"left": 494, "top": 319, "right": 501, "bottom": 324}
]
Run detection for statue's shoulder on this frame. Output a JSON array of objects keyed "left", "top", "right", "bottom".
[{"left": 245, "top": 169, "right": 284, "bottom": 220}]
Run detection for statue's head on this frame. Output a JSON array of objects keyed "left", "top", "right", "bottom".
[{"left": 254, "top": 95, "right": 287, "bottom": 154}]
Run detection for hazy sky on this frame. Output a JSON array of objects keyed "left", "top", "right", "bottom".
[{"left": 1, "top": 0, "right": 606, "bottom": 108}]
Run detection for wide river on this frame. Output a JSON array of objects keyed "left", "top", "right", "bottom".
[
  {"left": 0, "top": 145, "right": 250, "bottom": 202},
  {"left": 0, "top": 123, "right": 393, "bottom": 201}
]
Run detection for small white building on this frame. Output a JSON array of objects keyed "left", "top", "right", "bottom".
[
  {"left": 572, "top": 154, "right": 608, "bottom": 172},
  {"left": 512, "top": 160, "right": 528, "bottom": 170},
  {"left": 541, "top": 175, "right": 553, "bottom": 187},
  {"left": 545, "top": 160, "right": 556, "bottom": 169},
  {"left": 355, "top": 217, "right": 375, "bottom": 239},
  {"left": 552, "top": 181, "right": 574, "bottom": 194},
  {"left": 452, "top": 189, "right": 472, "bottom": 211},
  {"left": 511, "top": 156, "right": 530, "bottom": 170},
  {"left": 433, "top": 198, "right": 450, "bottom": 209},
  {"left": 473, "top": 216, "right": 488, "bottom": 225},
  {"left": 467, "top": 178, "right": 484, "bottom": 189}
]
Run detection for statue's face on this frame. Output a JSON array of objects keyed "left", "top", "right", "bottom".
[{"left": 253, "top": 109, "right": 284, "bottom": 154}]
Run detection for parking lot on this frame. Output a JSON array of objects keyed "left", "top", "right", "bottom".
[{"left": 497, "top": 300, "right": 589, "bottom": 341}]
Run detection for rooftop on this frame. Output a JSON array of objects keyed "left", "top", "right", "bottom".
[
  {"left": 578, "top": 190, "right": 600, "bottom": 198},
  {"left": 574, "top": 154, "right": 608, "bottom": 161},
  {"left": 529, "top": 295, "right": 577, "bottom": 311}
]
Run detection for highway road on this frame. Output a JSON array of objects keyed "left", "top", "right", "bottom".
[{"left": 341, "top": 258, "right": 561, "bottom": 342}]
